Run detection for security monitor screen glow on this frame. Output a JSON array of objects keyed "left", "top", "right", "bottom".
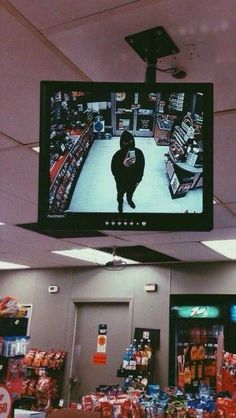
[{"left": 38, "top": 81, "right": 213, "bottom": 231}]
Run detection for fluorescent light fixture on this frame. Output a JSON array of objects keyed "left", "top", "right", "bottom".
[
  {"left": 51, "top": 248, "right": 139, "bottom": 265},
  {"left": 201, "top": 239, "right": 236, "bottom": 259},
  {"left": 0, "top": 261, "right": 31, "bottom": 270}
]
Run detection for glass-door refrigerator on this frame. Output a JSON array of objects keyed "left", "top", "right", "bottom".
[{"left": 169, "top": 294, "right": 228, "bottom": 393}]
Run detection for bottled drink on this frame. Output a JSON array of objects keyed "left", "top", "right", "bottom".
[
  {"left": 132, "top": 338, "right": 137, "bottom": 351},
  {"left": 129, "top": 348, "right": 137, "bottom": 370},
  {"left": 141, "top": 345, "right": 149, "bottom": 370},
  {"left": 146, "top": 339, "right": 152, "bottom": 359},
  {"left": 184, "top": 366, "right": 192, "bottom": 384},
  {"left": 122, "top": 348, "right": 130, "bottom": 369},
  {"left": 140, "top": 339, "right": 144, "bottom": 350},
  {"left": 135, "top": 344, "right": 142, "bottom": 370},
  {"left": 191, "top": 361, "right": 196, "bottom": 381},
  {"left": 190, "top": 345, "right": 198, "bottom": 361},
  {"left": 195, "top": 327, "right": 201, "bottom": 344},
  {"left": 197, "top": 361, "right": 203, "bottom": 380},
  {"left": 198, "top": 345, "right": 205, "bottom": 360}
]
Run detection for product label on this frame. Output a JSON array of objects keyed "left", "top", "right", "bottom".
[
  {"left": 97, "top": 324, "right": 107, "bottom": 353},
  {"left": 96, "top": 335, "right": 107, "bottom": 353}
]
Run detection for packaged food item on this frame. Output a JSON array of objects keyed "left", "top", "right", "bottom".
[
  {"left": 113, "top": 402, "right": 122, "bottom": 418},
  {"left": 42, "top": 351, "right": 55, "bottom": 368},
  {"left": 28, "top": 379, "right": 37, "bottom": 396},
  {"left": 0, "top": 295, "right": 17, "bottom": 310},
  {"left": 32, "top": 351, "right": 47, "bottom": 367},
  {"left": 3, "top": 336, "right": 16, "bottom": 357},
  {"left": 52, "top": 350, "right": 66, "bottom": 369},
  {"left": 0, "top": 336, "right": 4, "bottom": 355},
  {"left": 24, "top": 348, "right": 38, "bottom": 366},
  {"left": 99, "top": 399, "right": 113, "bottom": 418},
  {"left": 82, "top": 395, "right": 93, "bottom": 411},
  {"left": 0, "top": 296, "right": 25, "bottom": 317}
]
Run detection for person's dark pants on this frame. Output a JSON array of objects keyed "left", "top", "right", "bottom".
[{"left": 116, "top": 183, "right": 137, "bottom": 204}]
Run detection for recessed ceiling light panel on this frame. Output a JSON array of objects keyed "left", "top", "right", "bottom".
[
  {"left": 0, "top": 261, "right": 31, "bottom": 270},
  {"left": 201, "top": 239, "right": 236, "bottom": 259},
  {"left": 51, "top": 248, "right": 139, "bottom": 265}
]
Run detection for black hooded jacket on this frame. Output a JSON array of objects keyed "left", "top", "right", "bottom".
[{"left": 111, "top": 132, "right": 145, "bottom": 188}]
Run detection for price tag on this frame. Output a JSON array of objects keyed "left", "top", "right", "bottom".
[{"left": 0, "top": 385, "right": 11, "bottom": 418}]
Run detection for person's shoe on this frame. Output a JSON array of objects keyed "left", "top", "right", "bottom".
[
  {"left": 118, "top": 203, "right": 123, "bottom": 213},
  {"left": 128, "top": 200, "right": 136, "bottom": 209}
]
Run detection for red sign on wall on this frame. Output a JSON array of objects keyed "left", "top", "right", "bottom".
[
  {"left": 92, "top": 353, "right": 107, "bottom": 365},
  {"left": 0, "top": 385, "right": 12, "bottom": 418}
]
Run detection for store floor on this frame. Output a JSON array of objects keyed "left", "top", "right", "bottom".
[{"left": 68, "top": 136, "right": 202, "bottom": 213}]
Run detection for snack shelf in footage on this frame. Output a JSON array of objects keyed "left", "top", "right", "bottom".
[{"left": 49, "top": 114, "right": 93, "bottom": 213}]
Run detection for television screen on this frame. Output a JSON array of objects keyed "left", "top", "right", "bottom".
[{"left": 38, "top": 81, "right": 213, "bottom": 232}]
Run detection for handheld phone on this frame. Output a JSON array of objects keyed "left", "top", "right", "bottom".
[{"left": 129, "top": 150, "right": 136, "bottom": 159}]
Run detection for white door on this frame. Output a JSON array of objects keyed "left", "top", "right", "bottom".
[{"left": 70, "top": 301, "right": 131, "bottom": 401}]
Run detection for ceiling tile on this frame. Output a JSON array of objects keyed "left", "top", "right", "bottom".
[
  {"left": 0, "top": 238, "right": 92, "bottom": 268},
  {"left": 0, "top": 192, "right": 37, "bottom": 224},
  {"left": 8, "top": 0, "right": 138, "bottom": 30},
  {"left": 0, "top": 4, "right": 88, "bottom": 144},
  {"left": 0, "top": 224, "right": 80, "bottom": 252},
  {"left": 0, "top": 147, "right": 38, "bottom": 203},
  {"left": 101, "top": 245, "right": 179, "bottom": 263},
  {"left": 214, "top": 112, "right": 236, "bottom": 202},
  {"left": 62, "top": 236, "right": 135, "bottom": 248},
  {"left": 0, "top": 133, "right": 18, "bottom": 149},
  {"left": 228, "top": 203, "right": 236, "bottom": 215},
  {"left": 213, "top": 204, "right": 236, "bottom": 228},
  {"left": 148, "top": 242, "right": 228, "bottom": 262}
]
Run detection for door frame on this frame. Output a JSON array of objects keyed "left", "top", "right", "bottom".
[
  {"left": 67, "top": 297, "right": 134, "bottom": 403},
  {"left": 112, "top": 92, "right": 155, "bottom": 137}
]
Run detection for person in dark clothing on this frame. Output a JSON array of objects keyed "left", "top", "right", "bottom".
[{"left": 111, "top": 130, "right": 145, "bottom": 213}]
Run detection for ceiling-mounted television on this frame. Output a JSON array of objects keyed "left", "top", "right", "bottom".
[{"left": 38, "top": 81, "right": 213, "bottom": 232}]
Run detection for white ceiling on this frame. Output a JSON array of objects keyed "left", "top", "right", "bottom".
[{"left": 1, "top": 0, "right": 236, "bottom": 268}]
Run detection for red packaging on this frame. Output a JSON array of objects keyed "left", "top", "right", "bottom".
[
  {"left": 99, "top": 400, "right": 112, "bottom": 418},
  {"left": 82, "top": 395, "right": 93, "bottom": 411}
]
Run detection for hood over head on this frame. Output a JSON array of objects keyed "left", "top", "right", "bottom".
[{"left": 120, "top": 130, "right": 135, "bottom": 150}]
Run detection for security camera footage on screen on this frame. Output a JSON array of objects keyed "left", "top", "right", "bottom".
[{"left": 48, "top": 88, "right": 206, "bottom": 218}]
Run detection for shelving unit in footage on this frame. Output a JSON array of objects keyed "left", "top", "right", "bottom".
[
  {"left": 112, "top": 92, "right": 156, "bottom": 137},
  {"left": 165, "top": 114, "right": 203, "bottom": 199},
  {"left": 49, "top": 111, "right": 93, "bottom": 213}
]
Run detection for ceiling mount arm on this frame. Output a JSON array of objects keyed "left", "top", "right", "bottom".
[
  {"left": 145, "top": 57, "right": 158, "bottom": 84},
  {"left": 125, "top": 26, "right": 185, "bottom": 83}
]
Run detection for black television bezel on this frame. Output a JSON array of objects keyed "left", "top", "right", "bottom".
[{"left": 38, "top": 80, "right": 213, "bottom": 233}]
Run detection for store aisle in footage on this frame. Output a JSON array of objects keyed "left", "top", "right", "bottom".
[{"left": 68, "top": 136, "right": 202, "bottom": 214}]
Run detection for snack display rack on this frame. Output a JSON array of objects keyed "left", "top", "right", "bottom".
[
  {"left": 21, "top": 349, "right": 66, "bottom": 412},
  {"left": 217, "top": 350, "right": 236, "bottom": 396},
  {"left": 0, "top": 315, "right": 29, "bottom": 416},
  {"left": 49, "top": 111, "right": 93, "bottom": 213},
  {"left": 117, "top": 338, "right": 154, "bottom": 384}
]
